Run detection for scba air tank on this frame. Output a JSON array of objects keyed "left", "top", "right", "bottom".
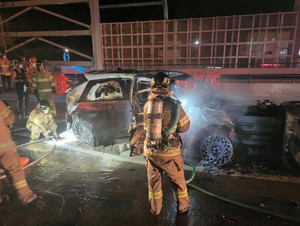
[{"left": 146, "top": 97, "right": 163, "bottom": 142}]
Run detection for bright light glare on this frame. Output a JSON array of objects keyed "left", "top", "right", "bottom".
[
  {"left": 65, "top": 49, "right": 69, "bottom": 52},
  {"left": 180, "top": 99, "right": 188, "bottom": 108},
  {"left": 194, "top": 40, "right": 199, "bottom": 45},
  {"left": 55, "top": 129, "right": 77, "bottom": 145}
]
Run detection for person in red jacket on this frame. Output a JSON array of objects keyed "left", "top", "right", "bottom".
[
  {"left": 143, "top": 72, "right": 190, "bottom": 215},
  {"left": 0, "top": 100, "right": 37, "bottom": 205}
]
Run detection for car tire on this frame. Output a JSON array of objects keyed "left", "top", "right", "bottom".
[
  {"left": 191, "top": 127, "right": 234, "bottom": 166},
  {"left": 72, "top": 117, "right": 97, "bottom": 147}
]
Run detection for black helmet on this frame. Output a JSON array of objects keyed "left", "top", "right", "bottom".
[
  {"left": 151, "top": 72, "right": 170, "bottom": 88},
  {"left": 40, "top": 100, "right": 50, "bottom": 110}
]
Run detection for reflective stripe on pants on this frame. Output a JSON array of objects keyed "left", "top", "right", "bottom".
[
  {"left": 146, "top": 155, "right": 189, "bottom": 214},
  {"left": 0, "top": 146, "right": 33, "bottom": 199}
]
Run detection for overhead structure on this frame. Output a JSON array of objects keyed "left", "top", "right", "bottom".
[{"left": 0, "top": 0, "right": 168, "bottom": 70}]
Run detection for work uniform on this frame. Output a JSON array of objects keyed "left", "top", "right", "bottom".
[
  {"left": 0, "top": 100, "right": 35, "bottom": 203},
  {"left": 0, "top": 57, "right": 12, "bottom": 92},
  {"left": 143, "top": 87, "right": 190, "bottom": 215},
  {"left": 32, "top": 69, "right": 56, "bottom": 115},
  {"left": 12, "top": 67, "right": 29, "bottom": 117},
  {"left": 26, "top": 107, "right": 57, "bottom": 141}
]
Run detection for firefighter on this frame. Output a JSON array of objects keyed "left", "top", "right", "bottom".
[
  {"left": 26, "top": 100, "right": 58, "bottom": 141},
  {"left": 0, "top": 100, "right": 37, "bottom": 205},
  {"left": 27, "top": 56, "right": 37, "bottom": 95},
  {"left": 0, "top": 52, "right": 12, "bottom": 92},
  {"left": 143, "top": 72, "right": 190, "bottom": 215},
  {"left": 32, "top": 61, "right": 56, "bottom": 115},
  {"left": 12, "top": 61, "right": 29, "bottom": 118}
]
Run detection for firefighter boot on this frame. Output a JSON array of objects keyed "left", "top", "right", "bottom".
[
  {"left": 150, "top": 202, "right": 162, "bottom": 215},
  {"left": 20, "top": 192, "right": 37, "bottom": 205}
]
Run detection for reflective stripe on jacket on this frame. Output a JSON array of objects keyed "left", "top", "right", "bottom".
[
  {"left": 26, "top": 107, "right": 57, "bottom": 132},
  {"left": 0, "top": 100, "right": 15, "bottom": 152},
  {"left": 32, "top": 70, "right": 55, "bottom": 93},
  {"left": 0, "top": 58, "right": 12, "bottom": 76}
]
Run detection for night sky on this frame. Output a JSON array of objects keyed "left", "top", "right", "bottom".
[{"left": 98, "top": 0, "right": 295, "bottom": 22}]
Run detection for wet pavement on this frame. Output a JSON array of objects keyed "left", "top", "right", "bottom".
[{"left": 0, "top": 94, "right": 300, "bottom": 226}]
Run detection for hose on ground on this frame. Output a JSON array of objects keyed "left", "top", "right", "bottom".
[
  {"left": 184, "top": 160, "right": 300, "bottom": 224},
  {"left": 0, "top": 138, "right": 56, "bottom": 180}
]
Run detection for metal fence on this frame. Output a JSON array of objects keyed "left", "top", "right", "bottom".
[{"left": 101, "top": 11, "right": 299, "bottom": 70}]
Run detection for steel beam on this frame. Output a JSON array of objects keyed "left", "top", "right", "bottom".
[
  {"left": 5, "top": 37, "right": 36, "bottom": 53},
  {"left": 33, "top": 6, "right": 90, "bottom": 29},
  {"left": 90, "top": 0, "right": 103, "bottom": 70},
  {"left": 46, "top": 60, "right": 92, "bottom": 67},
  {"left": 0, "top": 7, "right": 32, "bottom": 25},
  {"left": 162, "top": 0, "right": 168, "bottom": 20},
  {"left": 2, "top": 30, "right": 90, "bottom": 37},
  {"left": 38, "top": 37, "right": 93, "bottom": 60},
  {"left": 0, "top": 0, "right": 88, "bottom": 8}
]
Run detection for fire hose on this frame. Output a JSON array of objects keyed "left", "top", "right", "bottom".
[
  {"left": 184, "top": 160, "right": 300, "bottom": 224},
  {"left": 0, "top": 138, "right": 56, "bottom": 180}
]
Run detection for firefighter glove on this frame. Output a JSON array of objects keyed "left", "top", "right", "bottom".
[{"left": 44, "top": 130, "right": 49, "bottom": 137}]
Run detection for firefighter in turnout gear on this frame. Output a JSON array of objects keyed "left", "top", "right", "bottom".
[
  {"left": 32, "top": 61, "right": 56, "bottom": 115},
  {"left": 0, "top": 100, "right": 37, "bottom": 205},
  {"left": 26, "top": 100, "right": 58, "bottom": 141},
  {"left": 143, "top": 72, "right": 190, "bottom": 215},
  {"left": 0, "top": 52, "right": 12, "bottom": 92}
]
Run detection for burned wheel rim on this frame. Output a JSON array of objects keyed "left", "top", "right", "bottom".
[
  {"left": 72, "top": 118, "right": 95, "bottom": 146},
  {"left": 200, "top": 135, "right": 233, "bottom": 166}
]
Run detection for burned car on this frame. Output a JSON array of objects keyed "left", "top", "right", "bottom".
[
  {"left": 65, "top": 70, "right": 152, "bottom": 146},
  {"left": 65, "top": 69, "right": 299, "bottom": 168}
]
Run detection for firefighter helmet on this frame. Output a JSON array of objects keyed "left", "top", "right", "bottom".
[
  {"left": 40, "top": 100, "right": 50, "bottom": 110},
  {"left": 151, "top": 72, "right": 170, "bottom": 88}
]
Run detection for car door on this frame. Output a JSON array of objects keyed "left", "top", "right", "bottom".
[{"left": 78, "top": 78, "right": 133, "bottom": 143}]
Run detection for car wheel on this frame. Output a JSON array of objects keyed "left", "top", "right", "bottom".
[
  {"left": 192, "top": 128, "right": 234, "bottom": 166},
  {"left": 72, "top": 117, "right": 96, "bottom": 147}
]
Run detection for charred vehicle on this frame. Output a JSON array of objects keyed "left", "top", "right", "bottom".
[
  {"left": 65, "top": 69, "right": 299, "bottom": 168},
  {"left": 65, "top": 70, "right": 152, "bottom": 146}
]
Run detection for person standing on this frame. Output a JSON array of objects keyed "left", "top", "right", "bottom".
[
  {"left": 32, "top": 61, "right": 56, "bottom": 116},
  {"left": 143, "top": 72, "right": 190, "bottom": 215},
  {"left": 0, "top": 100, "right": 37, "bottom": 205},
  {"left": 0, "top": 52, "right": 12, "bottom": 92},
  {"left": 20, "top": 56, "right": 29, "bottom": 69},
  {"left": 27, "top": 56, "right": 37, "bottom": 95},
  {"left": 12, "top": 61, "right": 29, "bottom": 118}
]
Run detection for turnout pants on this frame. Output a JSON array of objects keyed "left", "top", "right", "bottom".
[
  {"left": 0, "top": 146, "right": 34, "bottom": 200},
  {"left": 28, "top": 125, "right": 48, "bottom": 141},
  {"left": 1, "top": 75, "right": 11, "bottom": 91},
  {"left": 145, "top": 155, "right": 189, "bottom": 215}
]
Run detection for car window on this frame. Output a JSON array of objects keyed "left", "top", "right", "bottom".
[
  {"left": 133, "top": 79, "right": 151, "bottom": 113},
  {"left": 83, "top": 79, "right": 131, "bottom": 101}
]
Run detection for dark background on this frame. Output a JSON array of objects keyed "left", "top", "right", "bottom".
[{"left": 0, "top": 0, "right": 296, "bottom": 61}]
